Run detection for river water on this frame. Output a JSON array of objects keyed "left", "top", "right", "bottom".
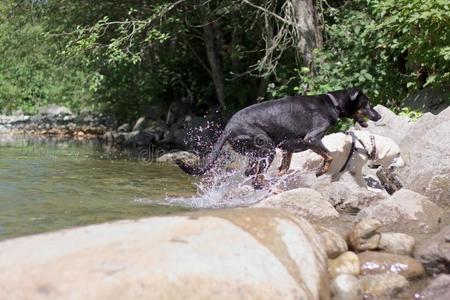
[{"left": 0, "top": 137, "right": 196, "bottom": 240}]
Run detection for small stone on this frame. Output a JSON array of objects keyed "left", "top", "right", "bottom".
[
  {"left": 360, "top": 273, "right": 411, "bottom": 300},
  {"left": 347, "top": 218, "right": 382, "bottom": 252},
  {"left": 132, "top": 116, "right": 146, "bottom": 132},
  {"left": 378, "top": 232, "right": 415, "bottom": 255},
  {"left": 328, "top": 251, "right": 360, "bottom": 279},
  {"left": 330, "top": 274, "right": 363, "bottom": 300},
  {"left": 117, "top": 123, "right": 130, "bottom": 132},
  {"left": 358, "top": 251, "right": 425, "bottom": 279},
  {"left": 317, "top": 226, "right": 348, "bottom": 259}
]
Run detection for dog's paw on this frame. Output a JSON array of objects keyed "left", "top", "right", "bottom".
[{"left": 315, "top": 169, "right": 325, "bottom": 177}]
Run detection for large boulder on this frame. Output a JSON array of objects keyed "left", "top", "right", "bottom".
[
  {"left": 357, "top": 189, "right": 443, "bottom": 233},
  {"left": 355, "top": 105, "right": 413, "bottom": 144},
  {"left": 416, "top": 225, "right": 450, "bottom": 275},
  {"left": 397, "top": 107, "right": 450, "bottom": 206},
  {"left": 0, "top": 209, "right": 330, "bottom": 300},
  {"left": 255, "top": 188, "right": 339, "bottom": 221}
]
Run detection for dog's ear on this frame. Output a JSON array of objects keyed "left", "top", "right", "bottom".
[{"left": 350, "top": 89, "right": 360, "bottom": 101}]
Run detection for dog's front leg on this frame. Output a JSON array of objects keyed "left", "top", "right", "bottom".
[
  {"left": 304, "top": 134, "right": 333, "bottom": 177},
  {"left": 278, "top": 151, "right": 293, "bottom": 176}
]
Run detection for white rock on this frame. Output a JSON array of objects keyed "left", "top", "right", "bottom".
[{"left": 0, "top": 208, "right": 329, "bottom": 300}]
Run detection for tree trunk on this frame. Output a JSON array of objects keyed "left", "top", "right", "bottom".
[
  {"left": 291, "top": 0, "right": 323, "bottom": 67},
  {"left": 202, "top": 22, "right": 227, "bottom": 111}
]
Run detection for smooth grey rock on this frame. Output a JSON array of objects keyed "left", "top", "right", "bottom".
[
  {"left": 419, "top": 274, "right": 450, "bottom": 300},
  {"left": 378, "top": 233, "right": 415, "bottom": 256},
  {"left": 358, "top": 251, "right": 425, "bottom": 279},
  {"left": 330, "top": 274, "right": 363, "bottom": 300},
  {"left": 357, "top": 189, "right": 443, "bottom": 233},
  {"left": 255, "top": 188, "right": 339, "bottom": 221},
  {"left": 346, "top": 219, "right": 382, "bottom": 252},
  {"left": 416, "top": 225, "right": 450, "bottom": 275},
  {"left": 0, "top": 209, "right": 329, "bottom": 300},
  {"left": 360, "top": 274, "right": 410, "bottom": 300}
]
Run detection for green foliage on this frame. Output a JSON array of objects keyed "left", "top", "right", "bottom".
[
  {"left": 0, "top": 1, "right": 91, "bottom": 114},
  {"left": 292, "top": 0, "right": 450, "bottom": 109},
  {"left": 396, "top": 107, "right": 424, "bottom": 121},
  {"left": 0, "top": 0, "right": 448, "bottom": 119}
]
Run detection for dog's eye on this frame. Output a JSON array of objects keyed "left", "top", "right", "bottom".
[{"left": 397, "top": 152, "right": 401, "bottom": 157}]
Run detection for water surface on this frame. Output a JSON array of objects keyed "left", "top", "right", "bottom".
[{"left": 0, "top": 137, "right": 196, "bottom": 240}]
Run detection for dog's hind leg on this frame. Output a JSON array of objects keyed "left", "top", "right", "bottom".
[
  {"left": 278, "top": 151, "right": 293, "bottom": 176},
  {"left": 304, "top": 132, "right": 333, "bottom": 177},
  {"left": 245, "top": 157, "right": 258, "bottom": 176},
  {"left": 252, "top": 136, "right": 276, "bottom": 189},
  {"left": 253, "top": 152, "right": 275, "bottom": 189}
]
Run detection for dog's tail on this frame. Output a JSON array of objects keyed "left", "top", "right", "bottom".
[{"left": 175, "top": 131, "right": 229, "bottom": 176}]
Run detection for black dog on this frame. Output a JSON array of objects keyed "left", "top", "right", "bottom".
[{"left": 176, "top": 88, "right": 381, "bottom": 188}]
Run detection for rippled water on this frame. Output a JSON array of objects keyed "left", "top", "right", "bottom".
[{"left": 0, "top": 137, "right": 198, "bottom": 240}]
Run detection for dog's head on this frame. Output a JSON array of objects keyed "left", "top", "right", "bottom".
[
  {"left": 369, "top": 137, "right": 405, "bottom": 170},
  {"left": 346, "top": 88, "right": 381, "bottom": 127}
]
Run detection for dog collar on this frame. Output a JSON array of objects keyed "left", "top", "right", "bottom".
[{"left": 327, "top": 93, "right": 342, "bottom": 116}]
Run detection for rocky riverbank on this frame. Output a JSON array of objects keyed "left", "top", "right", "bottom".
[{"left": 0, "top": 105, "right": 116, "bottom": 139}]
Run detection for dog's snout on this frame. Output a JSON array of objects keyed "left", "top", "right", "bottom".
[{"left": 369, "top": 108, "right": 381, "bottom": 121}]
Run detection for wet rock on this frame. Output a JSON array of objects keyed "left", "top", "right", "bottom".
[
  {"left": 157, "top": 151, "right": 199, "bottom": 166},
  {"left": 329, "top": 251, "right": 360, "bottom": 279},
  {"left": 357, "top": 189, "right": 443, "bottom": 233},
  {"left": 117, "top": 123, "right": 130, "bottom": 132},
  {"left": 330, "top": 274, "right": 362, "bottom": 300},
  {"left": 317, "top": 226, "right": 348, "bottom": 259},
  {"left": 355, "top": 104, "right": 413, "bottom": 144},
  {"left": 397, "top": 107, "right": 450, "bottom": 206},
  {"left": 255, "top": 188, "right": 339, "bottom": 221},
  {"left": 360, "top": 273, "right": 410, "bottom": 300},
  {"left": 358, "top": 251, "right": 425, "bottom": 279},
  {"left": 347, "top": 219, "right": 382, "bottom": 252},
  {"left": 0, "top": 209, "right": 329, "bottom": 300},
  {"left": 378, "top": 233, "right": 415, "bottom": 256},
  {"left": 416, "top": 225, "right": 450, "bottom": 275},
  {"left": 419, "top": 274, "right": 450, "bottom": 300},
  {"left": 132, "top": 116, "right": 146, "bottom": 132}
]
